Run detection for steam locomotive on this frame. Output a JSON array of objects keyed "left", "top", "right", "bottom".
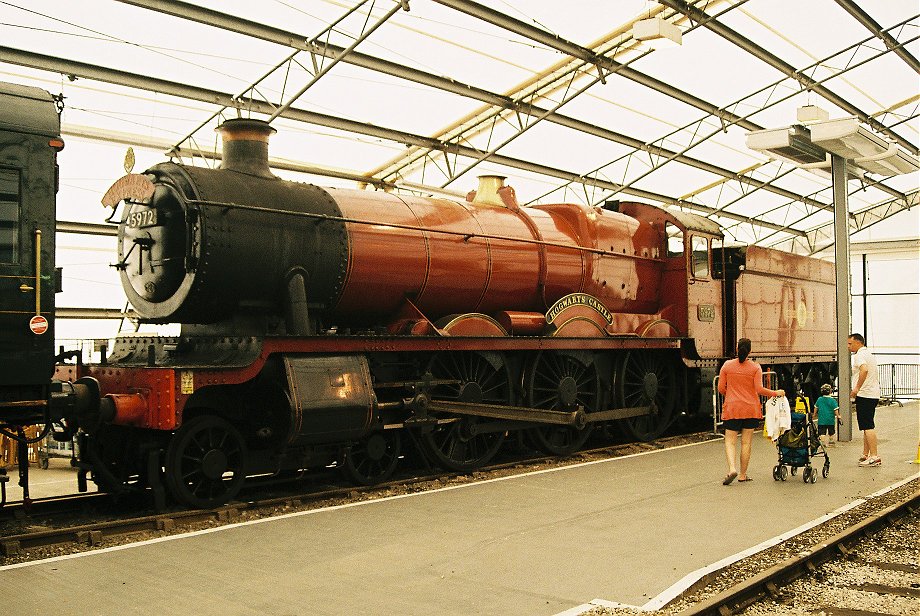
[{"left": 1, "top": 81, "right": 837, "bottom": 508}]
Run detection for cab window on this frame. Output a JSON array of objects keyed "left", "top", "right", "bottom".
[
  {"left": 665, "top": 222, "right": 683, "bottom": 258},
  {"left": 691, "top": 235, "right": 710, "bottom": 278},
  {"left": 0, "top": 168, "right": 20, "bottom": 263}
]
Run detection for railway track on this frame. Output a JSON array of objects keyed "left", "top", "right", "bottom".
[
  {"left": 674, "top": 486, "right": 919, "bottom": 616},
  {"left": 584, "top": 478, "right": 919, "bottom": 616},
  {"left": 0, "top": 431, "right": 714, "bottom": 563}
]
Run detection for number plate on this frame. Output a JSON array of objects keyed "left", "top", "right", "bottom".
[
  {"left": 697, "top": 304, "right": 716, "bottom": 322},
  {"left": 126, "top": 208, "right": 158, "bottom": 228}
]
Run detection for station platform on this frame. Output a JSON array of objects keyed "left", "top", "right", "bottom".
[{"left": 1, "top": 402, "right": 918, "bottom": 616}]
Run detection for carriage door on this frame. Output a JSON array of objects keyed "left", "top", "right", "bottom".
[
  {"left": 0, "top": 132, "right": 57, "bottom": 392},
  {"left": 687, "top": 234, "right": 723, "bottom": 358}
]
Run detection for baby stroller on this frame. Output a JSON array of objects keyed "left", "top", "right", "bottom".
[{"left": 772, "top": 411, "right": 830, "bottom": 483}]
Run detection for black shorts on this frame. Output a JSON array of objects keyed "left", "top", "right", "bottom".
[
  {"left": 817, "top": 424, "right": 835, "bottom": 436},
  {"left": 723, "top": 418, "right": 760, "bottom": 431},
  {"left": 854, "top": 396, "right": 878, "bottom": 431}
]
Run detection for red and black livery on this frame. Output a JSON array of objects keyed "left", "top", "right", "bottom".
[{"left": 1, "top": 83, "right": 837, "bottom": 508}]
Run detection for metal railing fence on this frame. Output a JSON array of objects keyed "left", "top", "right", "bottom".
[{"left": 879, "top": 363, "right": 919, "bottom": 406}]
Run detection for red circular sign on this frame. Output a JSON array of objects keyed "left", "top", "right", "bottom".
[{"left": 29, "top": 315, "right": 49, "bottom": 335}]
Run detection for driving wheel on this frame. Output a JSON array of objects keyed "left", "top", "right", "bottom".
[
  {"left": 525, "top": 350, "right": 599, "bottom": 455},
  {"left": 421, "top": 351, "right": 511, "bottom": 471}
]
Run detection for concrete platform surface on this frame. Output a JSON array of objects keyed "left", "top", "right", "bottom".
[{"left": 1, "top": 402, "right": 917, "bottom": 616}]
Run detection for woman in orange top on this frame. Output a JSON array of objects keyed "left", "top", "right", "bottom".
[{"left": 717, "top": 338, "right": 785, "bottom": 485}]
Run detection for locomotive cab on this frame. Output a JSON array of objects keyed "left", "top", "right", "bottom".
[{"left": 618, "top": 202, "right": 724, "bottom": 359}]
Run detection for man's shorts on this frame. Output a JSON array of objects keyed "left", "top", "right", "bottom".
[
  {"left": 817, "top": 424, "right": 835, "bottom": 436},
  {"left": 722, "top": 418, "right": 760, "bottom": 431},
  {"left": 854, "top": 396, "right": 879, "bottom": 431}
]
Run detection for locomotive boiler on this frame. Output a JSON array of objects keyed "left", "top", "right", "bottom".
[
  {"left": 52, "top": 117, "right": 838, "bottom": 508},
  {"left": 110, "top": 119, "right": 667, "bottom": 336}
]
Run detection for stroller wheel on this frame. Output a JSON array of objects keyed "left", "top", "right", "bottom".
[
  {"left": 773, "top": 465, "right": 782, "bottom": 481},
  {"left": 780, "top": 465, "right": 788, "bottom": 481},
  {"left": 791, "top": 466, "right": 798, "bottom": 476},
  {"left": 822, "top": 461, "right": 830, "bottom": 478}
]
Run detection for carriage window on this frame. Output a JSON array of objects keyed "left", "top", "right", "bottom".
[
  {"left": 0, "top": 168, "right": 20, "bottom": 263},
  {"left": 691, "top": 235, "right": 710, "bottom": 278},
  {"left": 665, "top": 222, "right": 683, "bottom": 258}
]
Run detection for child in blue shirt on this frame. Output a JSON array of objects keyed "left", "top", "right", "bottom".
[{"left": 813, "top": 384, "right": 840, "bottom": 447}]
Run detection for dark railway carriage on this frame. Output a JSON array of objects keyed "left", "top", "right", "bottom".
[
  {"left": 0, "top": 83, "right": 62, "bottom": 423},
  {"left": 0, "top": 81, "right": 838, "bottom": 509},
  {"left": 0, "top": 83, "right": 98, "bottom": 504}
]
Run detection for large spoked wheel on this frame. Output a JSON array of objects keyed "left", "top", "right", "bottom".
[
  {"left": 164, "top": 415, "right": 247, "bottom": 508},
  {"left": 616, "top": 350, "right": 677, "bottom": 441},
  {"left": 342, "top": 430, "right": 402, "bottom": 486},
  {"left": 421, "top": 351, "right": 511, "bottom": 471},
  {"left": 526, "top": 350, "right": 599, "bottom": 456}
]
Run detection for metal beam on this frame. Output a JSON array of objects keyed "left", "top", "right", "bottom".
[
  {"left": 116, "top": 0, "right": 816, "bottom": 206},
  {"left": 769, "top": 189, "right": 920, "bottom": 254},
  {"left": 659, "top": 0, "right": 918, "bottom": 155},
  {"left": 115, "top": 0, "right": 515, "bottom": 108},
  {"left": 432, "top": 0, "right": 763, "bottom": 132},
  {"left": 833, "top": 0, "right": 920, "bottom": 74},
  {"left": 0, "top": 45, "right": 803, "bottom": 235},
  {"left": 119, "top": 0, "right": 874, "bottom": 220},
  {"left": 62, "top": 124, "right": 468, "bottom": 199}
]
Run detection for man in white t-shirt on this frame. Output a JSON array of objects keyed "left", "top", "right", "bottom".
[{"left": 847, "top": 333, "right": 881, "bottom": 467}]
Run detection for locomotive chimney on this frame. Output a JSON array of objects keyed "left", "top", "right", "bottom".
[{"left": 216, "top": 118, "right": 277, "bottom": 178}]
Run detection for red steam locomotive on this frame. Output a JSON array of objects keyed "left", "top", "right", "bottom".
[{"left": 1, "top": 85, "right": 837, "bottom": 508}]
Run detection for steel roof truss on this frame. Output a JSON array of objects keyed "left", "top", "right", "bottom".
[
  {"left": 115, "top": 0, "right": 831, "bottom": 221},
  {"left": 547, "top": 22, "right": 915, "bottom": 214},
  {"left": 660, "top": 0, "right": 918, "bottom": 155},
  {"left": 833, "top": 0, "right": 920, "bottom": 74}
]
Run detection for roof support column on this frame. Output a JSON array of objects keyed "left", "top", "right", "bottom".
[{"left": 831, "top": 154, "right": 853, "bottom": 443}]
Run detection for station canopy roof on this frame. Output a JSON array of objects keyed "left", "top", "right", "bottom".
[{"left": 1, "top": 0, "right": 918, "bottom": 255}]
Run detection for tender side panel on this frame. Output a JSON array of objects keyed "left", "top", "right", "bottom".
[{"left": 736, "top": 246, "right": 836, "bottom": 357}]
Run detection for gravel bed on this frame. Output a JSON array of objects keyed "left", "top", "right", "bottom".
[{"left": 583, "top": 477, "right": 919, "bottom": 616}]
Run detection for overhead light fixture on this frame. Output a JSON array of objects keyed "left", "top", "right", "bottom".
[
  {"left": 809, "top": 117, "right": 890, "bottom": 159},
  {"left": 745, "top": 125, "right": 829, "bottom": 166},
  {"left": 633, "top": 17, "right": 682, "bottom": 48},
  {"left": 809, "top": 116, "right": 920, "bottom": 177}
]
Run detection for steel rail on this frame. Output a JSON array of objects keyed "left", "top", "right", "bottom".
[{"left": 672, "top": 487, "right": 920, "bottom": 615}]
